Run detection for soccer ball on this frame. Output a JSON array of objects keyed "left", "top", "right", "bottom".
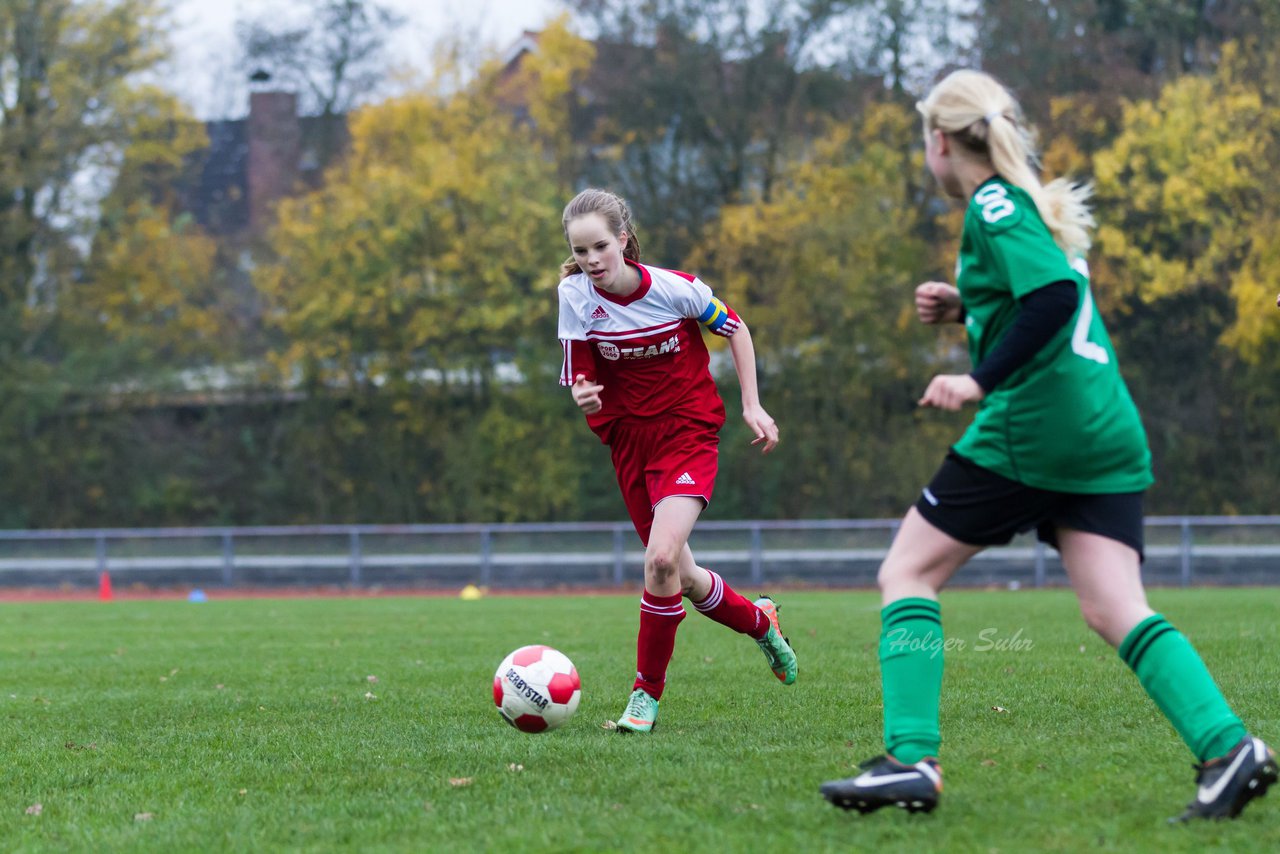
[{"left": 492, "top": 644, "right": 581, "bottom": 733}]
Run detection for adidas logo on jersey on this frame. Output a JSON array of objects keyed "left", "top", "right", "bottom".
[
  {"left": 590, "top": 305, "right": 610, "bottom": 319},
  {"left": 675, "top": 472, "right": 696, "bottom": 486}
]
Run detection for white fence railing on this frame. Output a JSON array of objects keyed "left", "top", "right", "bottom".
[{"left": 0, "top": 516, "right": 1277, "bottom": 589}]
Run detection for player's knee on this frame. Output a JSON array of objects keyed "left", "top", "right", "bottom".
[
  {"left": 644, "top": 544, "right": 680, "bottom": 584},
  {"left": 1078, "top": 599, "right": 1107, "bottom": 635},
  {"left": 877, "top": 553, "right": 952, "bottom": 599},
  {"left": 678, "top": 573, "right": 699, "bottom": 597},
  {"left": 877, "top": 555, "right": 923, "bottom": 592},
  {"left": 1077, "top": 598, "right": 1132, "bottom": 646}
]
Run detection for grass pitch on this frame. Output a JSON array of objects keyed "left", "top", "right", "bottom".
[{"left": 3, "top": 588, "right": 1278, "bottom": 852}]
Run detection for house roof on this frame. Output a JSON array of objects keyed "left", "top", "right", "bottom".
[{"left": 186, "top": 119, "right": 249, "bottom": 236}]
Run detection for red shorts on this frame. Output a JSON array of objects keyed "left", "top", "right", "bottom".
[{"left": 608, "top": 417, "right": 720, "bottom": 545}]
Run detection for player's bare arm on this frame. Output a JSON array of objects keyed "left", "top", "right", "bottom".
[
  {"left": 726, "top": 324, "right": 779, "bottom": 453},
  {"left": 571, "top": 373, "right": 604, "bottom": 415},
  {"left": 915, "top": 281, "right": 963, "bottom": 325}
]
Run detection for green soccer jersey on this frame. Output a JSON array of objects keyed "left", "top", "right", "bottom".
[{"left": 951, "top": 177, "right": 1153, "bottom": 493}]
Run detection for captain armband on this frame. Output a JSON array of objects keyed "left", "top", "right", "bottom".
[{"left": 697, "top": 297, "right": 741, "bottom": 337}]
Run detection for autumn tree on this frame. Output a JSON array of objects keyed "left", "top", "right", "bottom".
[
  {"left": 0, "top": 0, "right": 204, "bottom": 526},
  {"left": 564, "top": 0, "right": 878, "bottom": 263},
  {"left": 1091, "top": 44, "right": 1280, "bottom": 511},
  {"left": 251, "top": 20, "right": 601, "bottom": 521},
  {"left": 74, "top": 87, "right": 229, "bottom": 370},
  {"left": 1092, "top": 46, "right": 1278, "bottom": 343},
  {"left": 0, "top": 0, "right": 171, "bottom": 357},
  {"left": 258, "top": 22, "right": 591, "bottom": 389},
  {"left": 690, "top": 103, "right": 951, "bottom": 517}
]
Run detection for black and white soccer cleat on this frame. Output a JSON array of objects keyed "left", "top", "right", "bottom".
[
  {"left": 1173, "top": 735, "right": 1277, "bottom": 822},
  {"left": 820, "top": 754, "right": 942, "bottom": 814}
]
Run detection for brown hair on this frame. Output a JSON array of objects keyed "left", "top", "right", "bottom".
[
  {"left": 917, "top": 69, "right": 1094, "bottom": 257},
  {"left": 560, "top": 188, "right": 642, "bottom": 279}
]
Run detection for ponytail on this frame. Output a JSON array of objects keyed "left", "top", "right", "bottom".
[{"left": 918, "top": 70, "right": 1094, "bottom": 257}]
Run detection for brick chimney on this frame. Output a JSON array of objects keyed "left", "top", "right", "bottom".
[{"left": 247, "top": 74, "right": 300, "bottom": 232}]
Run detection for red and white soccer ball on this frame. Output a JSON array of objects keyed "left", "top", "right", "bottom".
[{"left": 492, "top": 644, "right": 581, "bottom": 733}]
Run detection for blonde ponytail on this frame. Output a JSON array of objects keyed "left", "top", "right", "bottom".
[{"left": 918, "top": 70, "right": 1094, "bottom": 257}]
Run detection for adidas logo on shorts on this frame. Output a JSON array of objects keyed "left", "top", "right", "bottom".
[{"left": 676, "top": 472, "right": 696, "bottom": 486}]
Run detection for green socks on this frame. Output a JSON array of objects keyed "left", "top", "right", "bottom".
[
  {"left": 878, "top": 605, "right": 1244, "bottom": 766},
  {"left": 1119, "top": 614, "right": 1246, "bottom": 762},
  {"left": 880, "top": 597, "right": 944, "bottom": 764}
]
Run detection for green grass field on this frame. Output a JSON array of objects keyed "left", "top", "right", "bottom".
[{"left": 3, "top": 588, "right": 1278, "bottom": 852}]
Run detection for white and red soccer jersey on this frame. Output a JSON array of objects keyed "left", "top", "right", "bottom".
[{"left": 558, "top": 259, "right": 741, "bottom": 440}]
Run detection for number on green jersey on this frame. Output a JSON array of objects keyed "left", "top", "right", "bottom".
[
  {"left": 974, "top": 183, "right": 1016, "bottom": 224},
  {"left": 1067, "top": 256, "right": 1108, "bottom": 365}
]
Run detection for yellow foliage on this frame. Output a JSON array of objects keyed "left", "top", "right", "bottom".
[
  {"left": 113, "top": 87, "right": 210, "bottom": 200},
  {"left": 509, "top": 16, "right": 595, "bottom": 168},
  {"left": 256, "top": 22, "right": 593, "bottom": 395},
  {"left": 79, "top": 87, "right": 221, "bottom": 363},
  {"left": 86, "top": 205, "right": 221, "bottom": 360},
  {"left": 688, "top": 103, "right": 932, "bottom": 370},
  {"left": 1092, "top": 46, "right": 1280, "bottom": 358},
  {"left": 1221, "top": 216, "right": 1280, "bottom": 361}
]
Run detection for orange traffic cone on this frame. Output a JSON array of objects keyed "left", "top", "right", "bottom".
[{"left": 98, "top": 570, "right": 113, "bottom": 601}]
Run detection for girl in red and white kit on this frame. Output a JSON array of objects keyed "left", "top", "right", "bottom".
[{"left": 557, "top": 187, "right": 797, "bottom": 733}]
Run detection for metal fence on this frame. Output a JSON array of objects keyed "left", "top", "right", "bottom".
[{"left": 1, "top": 516, "right": 1278, "bottom": 591}]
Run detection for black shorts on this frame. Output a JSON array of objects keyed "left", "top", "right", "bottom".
[{"left": 914, "top": 451, "right": 1145, "bottom": 558}]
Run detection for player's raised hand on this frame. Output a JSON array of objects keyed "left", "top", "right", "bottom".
[
  {"left": 919, "top": 374, "right": 984, "bottom": 411},
  {"left": 743, "top": 403, "right": 779, "bottom": 454},
  {"left": 915, "top": 282, "right": 963, "bottom": 325},
  {"left": 571, "top": 373, "right": 604, "bottom": 415}
]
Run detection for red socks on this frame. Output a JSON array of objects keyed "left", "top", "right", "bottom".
[
  {"left": 633, "top": 573, "right": 766, "bottom": 700},
  {"left": 691, "top": 570, "right": 769, "bottom": 639},
  {"left": 634, "top": 591, "right": 686, "bottom": 699}
]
